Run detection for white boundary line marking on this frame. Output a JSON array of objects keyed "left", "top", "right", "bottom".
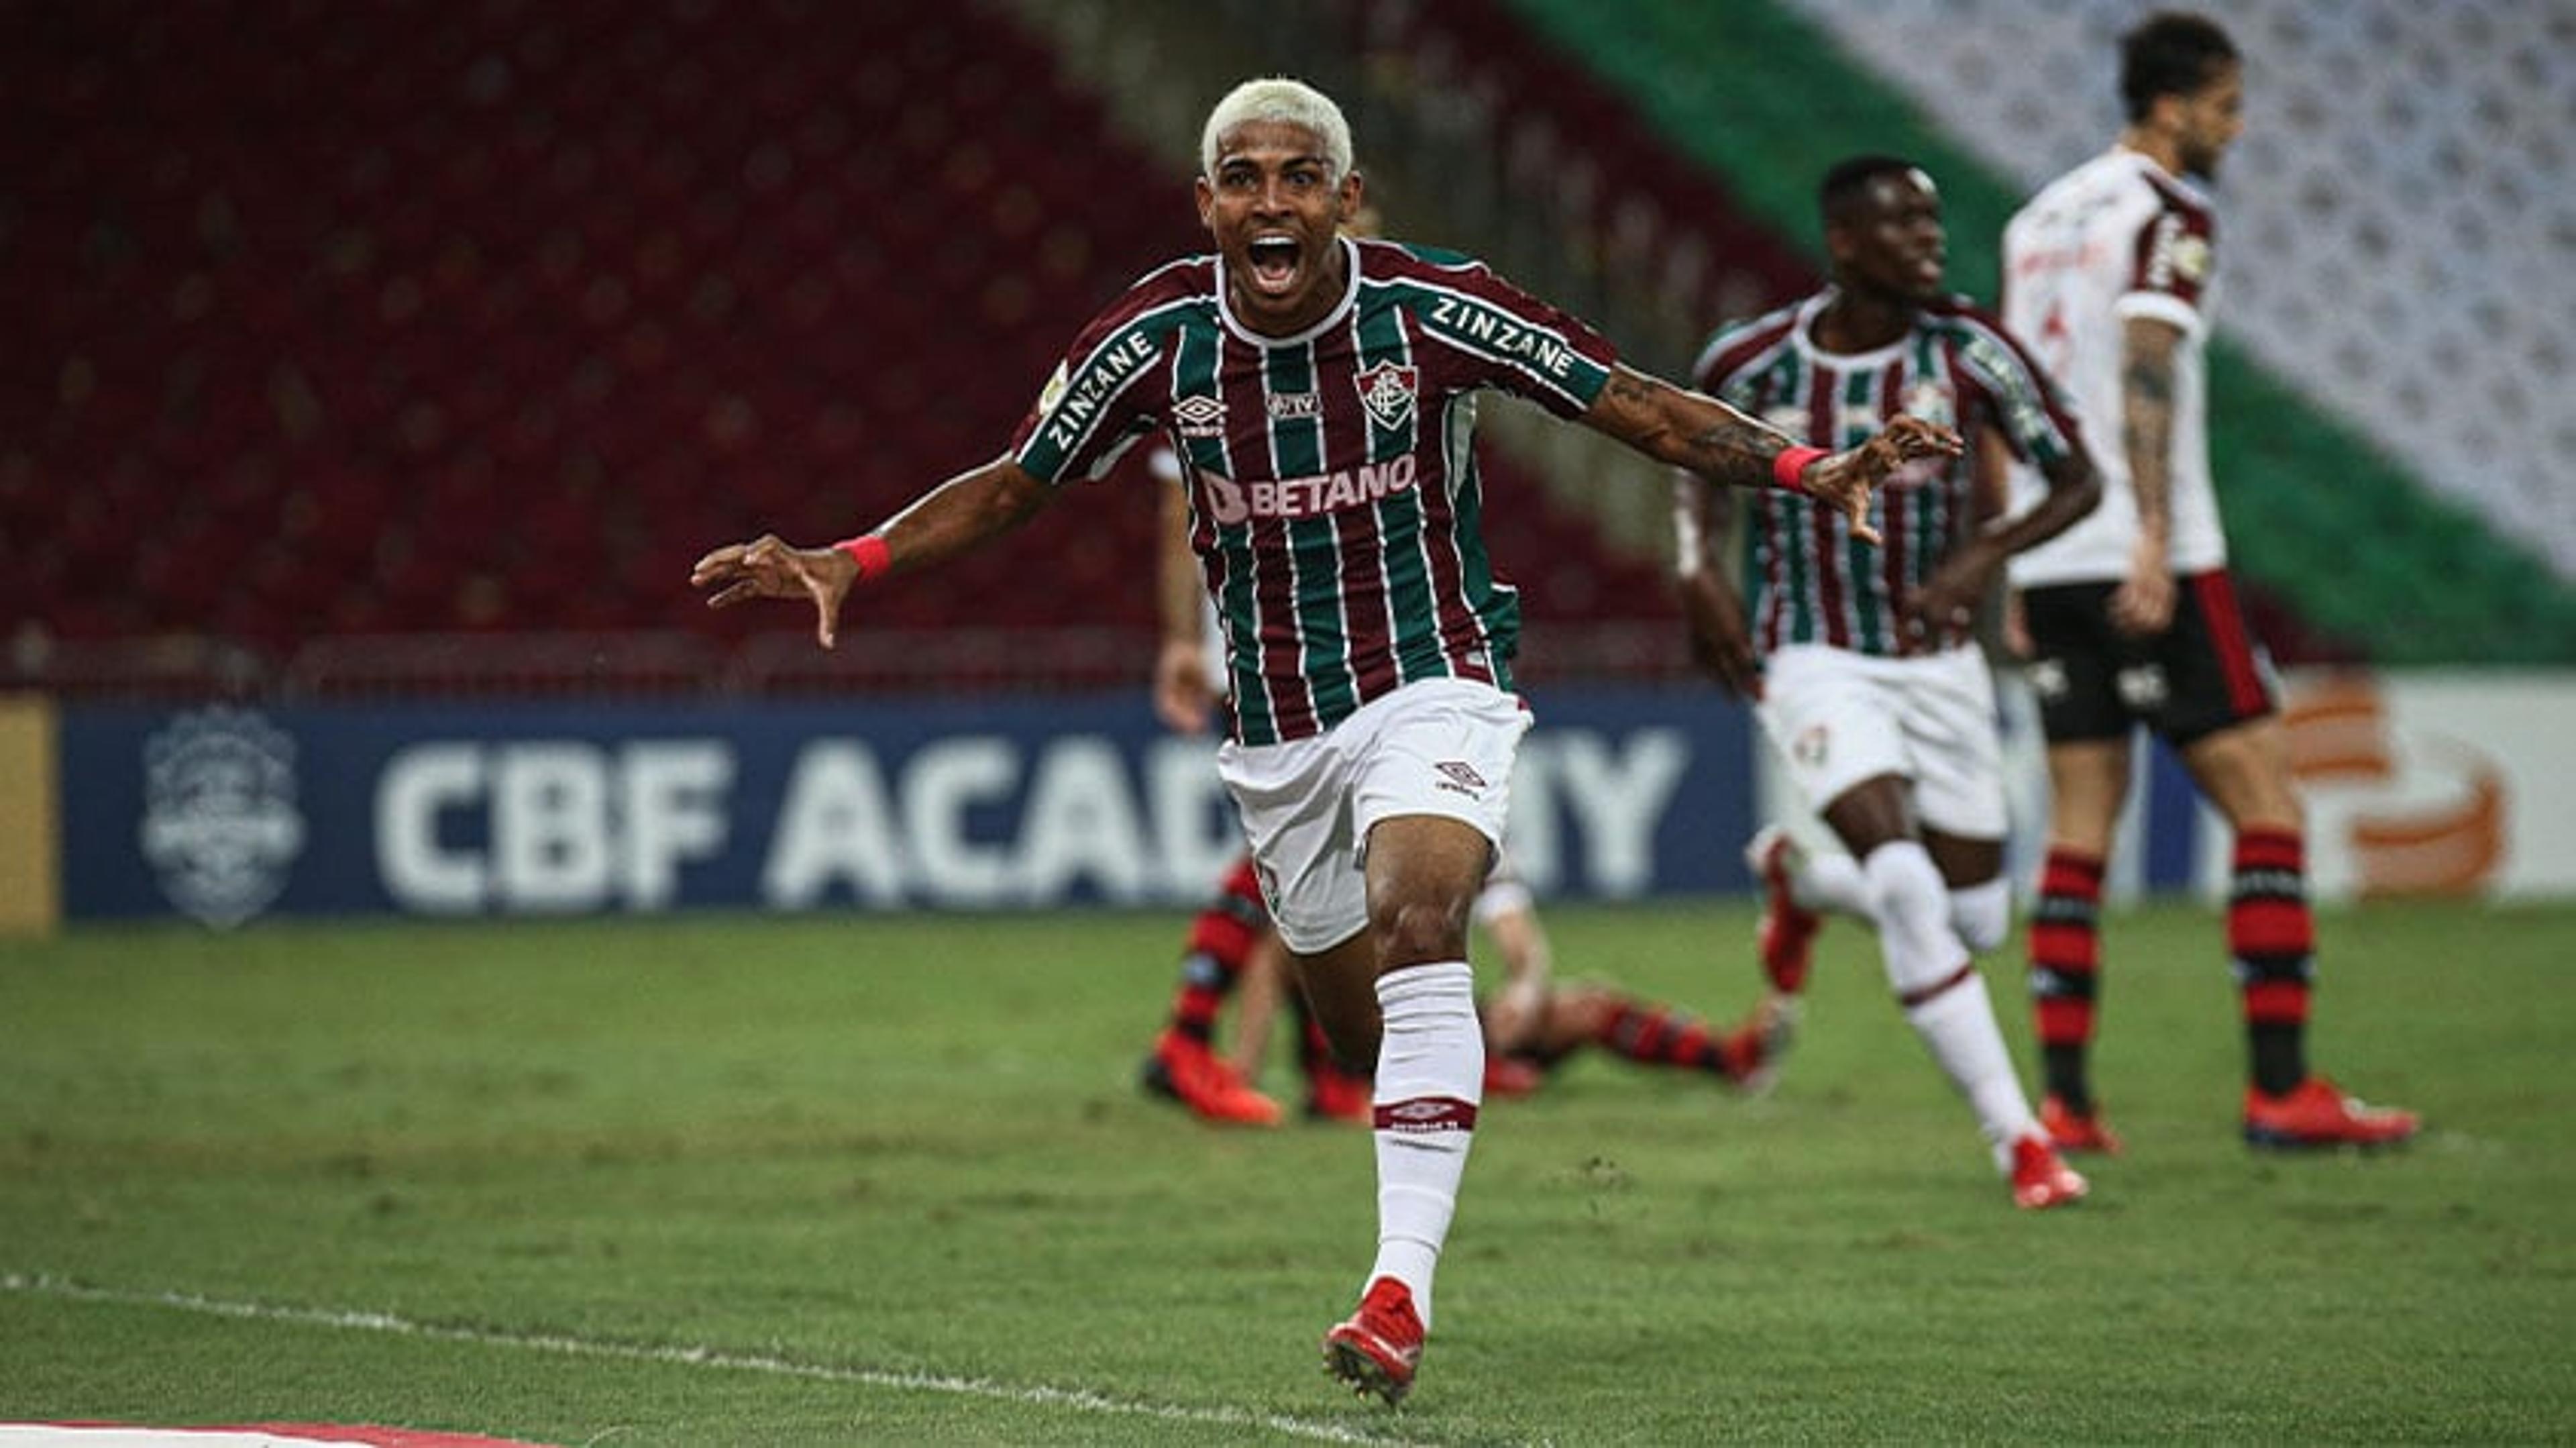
[{"left": 3, "top": 1274, "right": 1451, "bottom": 1447}]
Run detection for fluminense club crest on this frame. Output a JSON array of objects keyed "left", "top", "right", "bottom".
[
  {"left": 139, "top": 706, "right": 305, "bottom": 928},
  {"left": 1354, "top": 362, "right": 1419, "bottom": 430}
]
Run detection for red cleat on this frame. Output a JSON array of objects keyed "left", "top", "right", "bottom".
[
  {"left": 1139, "top": 1031, "right": 1283, "bottom": 1127},
  {"left": 2008, "top": 1135, "right": 2089, "bottom": 1210},
  {"left": 1745, "top": 827, "right": 1822, "bottom": 994},
  {"left": 1481, "top": 1054, "right": 1546, "bottom": 1099},
  {"left": 2243, "top": 1077, "right": 2420, "bottom": 1149},
  {"left": 2041, "top": 1093, "right": 2125, "bottom": 1155},
  {"left": 1719, "top": 992, "right": 1801, "bottom": 1094},
  {"left": 1304, "top": 1062, "right": 1373, "bottom": 1124},
  {"left": 1322, "top": 1276, "right": 1424, "bottom": 1407}
]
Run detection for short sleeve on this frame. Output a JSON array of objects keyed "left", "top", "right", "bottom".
[
  {"left": 1404, "top": 254, "right": 1619, "bottom": 418},
  {"left": 1949, "top": 306, "right": 2088, "bottom": 470},
  {"left": 1010, "top": 270, "right": 1194, "bottom": 486},
  {"left": 2114, "top": 187, "right": 2215, "bottom": 338}
]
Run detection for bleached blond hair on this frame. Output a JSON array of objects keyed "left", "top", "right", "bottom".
[{"left": 1199, "top": 77, "right": 1354, "bottom": 182}]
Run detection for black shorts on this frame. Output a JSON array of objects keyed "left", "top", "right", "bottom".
[{"left": 2018, "top": 569, "right": 2277, "bottom": 746}]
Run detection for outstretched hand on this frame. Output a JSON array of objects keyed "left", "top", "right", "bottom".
[
  {"left": 690, "top": 533, "right": 859, "bottom": 650},
  {"left": 1800, "top": 416, "right": 1964, "bottom": 546}
]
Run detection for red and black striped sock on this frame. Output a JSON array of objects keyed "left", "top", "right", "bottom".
[
  {"left": 1594, "top": 995, "right": 1756, "bottom": 1082},
  {"left": 2231, "top": 827, "right": 2313, "bottom": 1096},
  {"left": 2029, "top": 848, "right": 2106, "bottom": 1112},
  {"left": 1162, "top": 856, "right": 1267, "bottom": 1045}
]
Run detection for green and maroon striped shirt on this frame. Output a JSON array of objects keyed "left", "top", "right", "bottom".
[
  {"left": 1690, "top": 291, "right": 2084, "bottom": 658},
  {"left": 1012, "top": 237, "right": 1618, "bottom": 744}
]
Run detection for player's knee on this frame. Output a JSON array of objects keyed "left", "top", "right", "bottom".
[
  {"left": 1862, "top": 841, "right": 1968, "bottom": 997},
  {"left": 1371, "top": 893, "right": 1472, "bottom": 969},
  {"left": 1949, "top": 876, "right": 2012, "bottom": 953}
]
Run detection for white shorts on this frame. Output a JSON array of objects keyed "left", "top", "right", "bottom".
[
  {"left": 1756, "top": 643, "right": 2007, "bottom": 839},
  {"left": 1216, "top": 678, "right": 1531, "bottom": 955}
]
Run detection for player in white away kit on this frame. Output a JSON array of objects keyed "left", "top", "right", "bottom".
[
  {"left": 1678, "top": 156, "right": 2102, "bottom": 1210},
  {"left": 692, "top": 79, "right": 1957, "bottom": 1406},
  {"left": 2000, "top": 13, "right": 2417, "bottom": 1152}
]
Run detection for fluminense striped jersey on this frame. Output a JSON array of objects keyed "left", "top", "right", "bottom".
[
  {"left": 1009, "top": 236, "right": 1618, "bottom": 745},
  {"left": 1690, "top": 290, "right": 2084, "bottom": 658}
]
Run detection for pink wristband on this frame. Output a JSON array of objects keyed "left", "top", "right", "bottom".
[
  {"left": 833, "top": 533, "right": 891, "bottom": 582},
  {"left": 1772, "top": 446, "right": 1829, "bottom": 494}
]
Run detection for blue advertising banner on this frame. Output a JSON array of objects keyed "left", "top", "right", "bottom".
[{"left": 58, "top": 688, "right": 1765, "bottom": 925}]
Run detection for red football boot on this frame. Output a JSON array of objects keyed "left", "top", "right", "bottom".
[
  {"left": 1303, "top": 1062, "right": 1373, "bottom": 1124},
  {"left": 1745, "top": 826, "right": 1822, "bottom": 994},
  {"left": 1719, "top": 992, "right": 1801, "bottom": 1094},
  {"left": 2040, "top": 1093, "right": 2125, "bottom": 1155},
  {"left": 1139, "top": 1031, "right": 1282, "bottom": 1127},
  {"left": 1322, "top": 1276, "right": 1424, "bottom": 1407},
  {"left": 2243, "top": 1077, "right": 2420, "bottom": 1149},
  {"left": 2008, "top": 1135, "right": 2090, "bottom": 1210}
]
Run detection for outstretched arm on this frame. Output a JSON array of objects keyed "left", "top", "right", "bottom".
[
  {"left": 1579, "top": 364, "right": 1961, "bottom": 545},
  {"left": 690, "top": 457, "right": 1056, "bottom": 649}
]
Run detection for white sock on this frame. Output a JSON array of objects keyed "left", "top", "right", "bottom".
[
  {"left": 1949, "top": 875, "right": 2012, "bottom": 954},
  {"left": 1863, "top": 842, "right": 2041, "bottom": 1163},
  {"left": 1905, "top": 972, "right": 2044, "bottom": 1168},
  {"left": 1368, "top": 960, "right": 1483, "bottom": 1331},
  {"left": 1794, "top": 849, "right": 1873, "bottom": 918}
]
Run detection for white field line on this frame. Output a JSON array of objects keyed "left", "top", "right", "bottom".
[{"left": 3, "top": 1274, "right": 1456, "bottom": 1448}]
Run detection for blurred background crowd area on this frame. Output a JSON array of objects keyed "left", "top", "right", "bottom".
[{"left": 5, "top": 0, "right": 2571, "bottom": 702}]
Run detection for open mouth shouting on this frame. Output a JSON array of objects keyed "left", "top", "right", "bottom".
[{"left": 1245, "top": 232, "right": 1305, "bottom": 297}]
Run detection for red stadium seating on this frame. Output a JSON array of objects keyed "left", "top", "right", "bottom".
[{"left": 3, "top": 0, "right": 1688, "bottom": 677}]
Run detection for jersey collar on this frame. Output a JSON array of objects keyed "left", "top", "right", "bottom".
[
  {"left": 1215, "top": 234, "right": 1361, "bottom": 348},
  {"left": 1793, "top": 289, "right": 1912, "bottom": 368}
]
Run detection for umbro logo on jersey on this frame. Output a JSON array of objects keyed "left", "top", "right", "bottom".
[
  {"left": 1354, "top": 362, "right": 1419, "bottom": 430},
  {"left": 1171, "top": 393, "right": 1227, "bottom": 439}
]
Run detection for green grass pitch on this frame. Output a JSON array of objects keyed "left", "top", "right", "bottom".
[{"left": 2, "top": 898, "right": 2568, "bottom": 1445}]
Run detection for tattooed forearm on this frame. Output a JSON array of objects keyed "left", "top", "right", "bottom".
[
  {"left": 1604, "top": 373, "right": 1657, "bottom": 406},
  {"left": 2121, "top": 321, "right": 2180, "bottom": 538},
  {"left": 1587, "top": 364, "right": 1794, "bottom": 488},
  {"left": 1680, "top": 415, "right": 1781, "bottom": 484}
]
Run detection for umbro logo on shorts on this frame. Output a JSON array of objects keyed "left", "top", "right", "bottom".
[{"left": 1433, "top": 760, "right": 1489, "bottom": 796}]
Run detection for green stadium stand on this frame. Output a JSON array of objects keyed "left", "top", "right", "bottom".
[{"left": 1502, "top": 0, "right": 2576, "bottom": 665}]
